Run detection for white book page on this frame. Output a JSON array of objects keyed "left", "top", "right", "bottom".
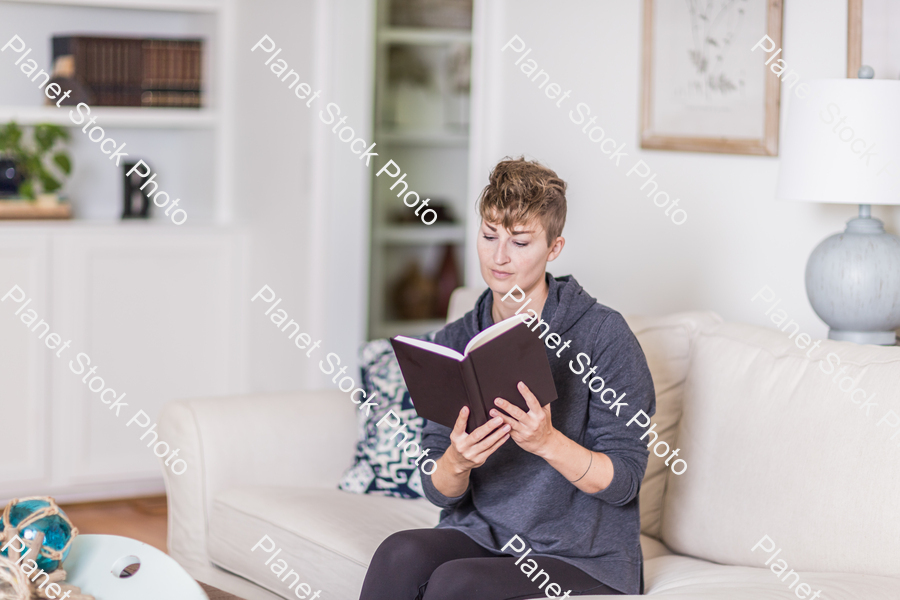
[
  {"left": 464, "top": 315, "right": 524, "bottom": 355},
  {"left": 394, "top": 335, "right": 465, "bottom": 361}
]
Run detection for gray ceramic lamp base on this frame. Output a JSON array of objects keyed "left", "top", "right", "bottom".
[{"left": 806, "top": 216, "right": 900, "bottom": 346}]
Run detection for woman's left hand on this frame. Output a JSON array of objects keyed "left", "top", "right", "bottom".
[{"left": 491, "top": 381, "right": 557, "bottom": 456}]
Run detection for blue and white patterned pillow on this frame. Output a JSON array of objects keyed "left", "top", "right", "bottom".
[{"left": 338, "top": 332, "right": 437, "bottom": 499}]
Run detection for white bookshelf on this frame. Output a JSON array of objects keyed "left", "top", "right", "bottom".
[
  {"left": 376, "top": 128, "right": 468, "bottom": 146},
  {"left": 374, "top": 223, "right": 465, "bottom": 244},
  {"left": 378, "top": 27, "right": 472, "bottom": 45},
  {"left": 0, "top": 0, "right": 235, "bottom": 223},
  {"left": 0, "top": 106, "right": 219, "bottom": 129},
  {"left": 367, "top": 0, "right": 472, "bottom": 340},
  {"left": 8, "top": 0, "right": 220, "bottom": 13}
]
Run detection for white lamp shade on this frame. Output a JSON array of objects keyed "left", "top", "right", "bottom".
[{"left": 777, "top": 79, "right": 900, "bottom": 205}]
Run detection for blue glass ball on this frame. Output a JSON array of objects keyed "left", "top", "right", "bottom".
[{"left": 0, "top": 499, "right": 73, "bottom": 572}]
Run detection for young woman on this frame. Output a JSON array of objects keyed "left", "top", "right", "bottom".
[{"left": 360, "top": 158, "right": 656, "bottom": 600}]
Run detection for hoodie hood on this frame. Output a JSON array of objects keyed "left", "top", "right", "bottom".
[{"left": 463, "top": 273, "right": 598, "bottom": 339}]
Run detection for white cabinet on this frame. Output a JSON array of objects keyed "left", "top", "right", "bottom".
[
  {"left": 0, "top": 0, "right": 246, "bottom": 501},
  {"left": 0, "top": 232, "right": 51, "bottom": 493},
  {"left": 0, "top": 225, "right": 246, "bottom": 502}
]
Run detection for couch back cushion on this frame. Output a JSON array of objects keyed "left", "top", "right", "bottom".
[
  {"left": 339, "top": 338, "right": 432, "bottom": 499},
  {"left": 447, "top": 287, "right": 487, "bottom": 323},
  {"left": 446, "top": 287, "right": 719, "bottom": 541},
  {"left": 661, "top": 322, "right": 900, "bottom": 578},
  {"left": 622, "top": 311, "right": 722, "bottom": 540}
]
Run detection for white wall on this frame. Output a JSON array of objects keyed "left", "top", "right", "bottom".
[
  {"left": 467, "top": 0, "right": 898, "bottom": 340},
  {"left": 232, "top": 0, "right": 315, "bottom": 392},
  {"left": 233, "top": 0, "right": 373, "bottom": 391}
]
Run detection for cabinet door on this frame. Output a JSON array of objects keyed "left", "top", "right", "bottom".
[
  {"left": 52, "top": 229, "right": 243, "bottom": 487},
  {"left": 0, "top": 232, "right": 50, "bottom": 495}
]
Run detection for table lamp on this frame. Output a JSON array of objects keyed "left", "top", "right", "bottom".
[{"left": 776, "top": 72, "right": 900, "bottom": 345}]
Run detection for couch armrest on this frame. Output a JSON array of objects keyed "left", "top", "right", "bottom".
[{"left": 157, "top": 391, "right": 357, "bottom": 575}]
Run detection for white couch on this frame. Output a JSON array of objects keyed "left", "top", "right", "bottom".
[{"left": 159, "top": 290, "right": 900, "bottom": 600}]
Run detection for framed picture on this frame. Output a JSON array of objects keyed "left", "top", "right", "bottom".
[
  {"left": 847, "top": 0, "right": 900, "bottom": 79},
  {"left": 641, "top": 0, "right": 784, "bottom": 156}
]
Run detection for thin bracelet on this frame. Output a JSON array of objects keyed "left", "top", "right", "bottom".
[{"left": 569, "top": 451, "right": 593, "bottom": 483}]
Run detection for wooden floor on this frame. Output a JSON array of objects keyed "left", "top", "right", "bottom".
[
  {"left": 60, "top": 495, "right": 168, "bottom": 553},
  {"left": 58, "top": 496, "right": 248, "bottom": 598}
]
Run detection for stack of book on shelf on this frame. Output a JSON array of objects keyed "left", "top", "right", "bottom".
[{"left": 52, "top": 35, "right": 203, "bottom": 108}]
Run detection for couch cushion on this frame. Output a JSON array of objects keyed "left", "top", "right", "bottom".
[
  {"left": 208, "top": 486, "right": 442, "bottom": 600},
  {"left": 446, "top": 287, "right": 487, "bottom": 323},
  {"left": 640, "top": 534, "right": 673, "bottom": 562},
  {"left": 208, "top": 486, "right": 673, "bottom": 599},
  {"left": 622, "top": 311, "right": 722, "bottom": 540},
  {"left": 661, "top": 322, "right": 900, "bottom": 578},
  {"left": 339, "top": 336, "right": 434, "bottom": 499},
  {"left": 637, "top": 554, "right": 900, "bottom": 599}
]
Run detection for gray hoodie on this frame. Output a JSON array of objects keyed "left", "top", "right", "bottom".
[{"left": 420, "top": 273, "right": 656, "bottom": 595}]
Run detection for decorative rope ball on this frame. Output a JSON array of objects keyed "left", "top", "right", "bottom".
[
  {"left": 0, "top": 498, "right": 77, "bottom": 573},
  {"left": 0, "top": 555, "right": 30, "bottom": 600}
]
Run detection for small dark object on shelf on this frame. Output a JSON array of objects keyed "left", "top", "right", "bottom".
[
  {"left": 391, "top": 262, "right": 437, "bottom": 320},
  {"left": 388, "top": 46, "right": 432, "bottom": 86},
  {"left": 122, "top": 161, "right": 151, "bottom": 218},
  {"left": 0, "top": 158, "right": 24, "bottom": 198},
  {"left": 389, "top": 0, "right": 473, "bottom": 29},
  {"left": 48, "top": 56, "right": 95, "bottom": 106},
  {"left": 434, "top": 244, "right": 461, "bottom": 319},
  {"left": 0, "top": 122, "right": 72, "bottom": 200},
  {"left": 392, "top": 201, "right": 454, "bottom": 224}
]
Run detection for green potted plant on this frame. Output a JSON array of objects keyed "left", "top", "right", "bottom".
[{"left": 0, "top": 122, "right": 72, "bottom": 205}]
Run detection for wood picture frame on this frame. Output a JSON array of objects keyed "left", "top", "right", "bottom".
[
  {"left": 847, "top": 0, "right": 863, "bottom": 78},
  {"left": 847, "top": 0, "right": 900, "bottom": 79},
  {"left": 641, "top": 0, "right": 784, "bottom": 156}
]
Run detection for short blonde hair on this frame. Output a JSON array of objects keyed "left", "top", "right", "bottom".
[{"left": 477, "top": 157, "right": 567, "bottom": 245}]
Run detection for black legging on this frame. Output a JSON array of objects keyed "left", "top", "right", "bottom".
[{"left": 359, "top": 528, "right": 624, "bottom": 600}]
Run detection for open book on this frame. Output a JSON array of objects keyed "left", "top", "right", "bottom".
[{"left": 391, "top": 317, "right": 558, "bottom": 433}]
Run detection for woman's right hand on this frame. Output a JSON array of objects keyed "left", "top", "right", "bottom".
[{"left": 444, "top": 406, "right": 511, "bottom": 474}]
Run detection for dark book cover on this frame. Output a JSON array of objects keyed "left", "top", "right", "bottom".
[
  {"left": 391, "top": 319, "right": 557, "bottom": 433},
  {"left": 52, "top": 35, "right": 201, "bottom": 108}
]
